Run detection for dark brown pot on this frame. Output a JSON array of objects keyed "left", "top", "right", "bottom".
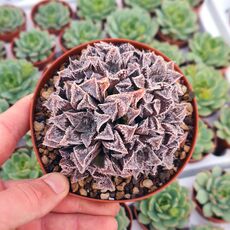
[
  {"left": 192, "top": 188, "right": 228, "bottom": 223},
  {"left": 31, "top": 0, "right": 73, "bottom": 36},
  {"left": 121, "top": 203, "right": 133, "bottom": 230},
  {"left": 30, "top": 38, "right": 198, "bottom": 203},
  {"left": 0, "top": 5, "right": 26, "bottom": 43},
  {"left": 11, "top": 40, "right": 56, "bottom": 70},
  {"left": 156, "top": 31, "right": 188, "bottom": 48},
  {"left": 213, "top": 137, "right": 230, "bottom": 156}
]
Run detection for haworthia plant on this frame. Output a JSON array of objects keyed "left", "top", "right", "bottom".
[{"left": 124, "top": 0, "right": 161, "bottom": 12}]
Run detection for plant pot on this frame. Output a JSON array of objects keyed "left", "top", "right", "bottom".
[
  {"left": 10, "top": 40, "right": 56, "bottom": 70},
  {"left": 30, "top": 38, "right": 198, "bottom": 202},
  {"left": 192, "top": 0, "right": 204, "bottom": 14},
  {"left": 156, "top": 31, "right": 188, "bottom": 48},
  {"left": 0, "top": 5, "right": 26, "bottom": 43},
  {"left": 192, "top": 188, "right": 227, "bottom": 224},
  {"left": 121, "top": 203, "right": 133, "bottom": 230},
  {"left": 213, "top": 137, "right": 229, "bottom": 156},
  {"left": 31, "top": 0, "right": 73, "bottom": 36}
]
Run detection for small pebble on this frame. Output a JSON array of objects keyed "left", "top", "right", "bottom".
[
  {"left": 116, "top": 182, "right": 126, "bottom": 191},
  {"left": 186, "top": 103, "right": 193, "bottom": 114},
  {"left": 114, "top": 177, "right": 123, "bottom": 185},
  {"left": 184, "top": 145, "right": 190, "bottom": 152},
  {"left": 125, "top": 176, "right": 132, "bottom": 184},
  {"left": 116, "top": 191, "right": 124, "bottom": 200},
  {"left": 180, "top": 151, "right": 186, "bottom": 160},
  {"left": 100, "top": 193, "right": 110, "bottom": 200},
  {"left": 92, "top": 183, "right": 98, "bottom": 190},
  {"left": 41, "top": 155, "right": 49, "bottom": 165},
  {"left": 143, "top": 179, "right": 153, "bottom": 188},
  {"left": 124, "top": 194, "right": 131, "bottom": 199},
  {"left": 53, "top": 165, "right": 60, "bottom": 172},
  {"left": 49, "top": 152, "right": 56, "bottom": 160},
  {"left": 34, "top": 121, "right": 44, "bottom": 132},
  {"left": 71, "top": 183, "right": 79, "bottom": 193},
  {"left": 78, "top": 180, "right": 84, "bottom": 187},
  {"left": 180, "top": 123, "right": 189, "bottom": 131},
  {"left": 79, "top": 188, "right": 87, "bottom": 196},
  {"left": 132, "top": 187, "right": 139, "bottom": 194}
]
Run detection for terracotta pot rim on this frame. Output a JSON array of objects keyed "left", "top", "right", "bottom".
[
  {"left": 10, "top": 39, "right": 56, "bottom": 70},
  {"left": 133, "top": 206, "right": 148, "bottom": 230},
  {"left": 30, "top": 38, "right": 198, "bottom": 203},
  {"left": 120, "top": 203, "right": 133, "bottom": 230},
  {"left": 31, "top": 0, "right": 73, "bottom": 35},
  {"left": 192, "top": 188, "right": 227, "bottom": 223}
]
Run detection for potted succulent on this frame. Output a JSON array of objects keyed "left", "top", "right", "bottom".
[
  {"left": 191, "top": 225, "right": 223, "bottom": 230},
  {"left": 0, "top": 59, "right": 38, "bottom": 113},
  {"left": 106, "top": 8, "right": 159, "bottom": 43},
  {"left": 193, "top": 166, "right": 230, "bottom": 223},
  {"left": 31, "top": 0, "right": 73, "bottom": 35},
  {"left": 186, "top": 0, "right": 204, "bottom": 13},
  {"left": 77, "top": 0, "right": 117, "bottom": 22},
  {"left": 188, "top": 32, "right": 230, "bottom": 74},
  {"left": 30, "top": 38, "right": 198, "bottom": 202},
  {"left": 11, "top": 29, "right": 56, "bottom": 70},
  {"left": 116, "top": 204, "right": 132, "bottom": 230},
  {"left": 183, "top": 64, "right": 229, "bottom": 117},
  {"left": 0, "top": 5, "right": 26, "bottom": 42},
  {"left": 0, "top": 41, "right": 6, "bottom": 59},
  {"left": 134, "top": 181, "right": 194, "bottom": 230},
  {"left": 123, "top": 0, "right": 161, "bottom": 13},
  {"left": 59, "top": 20, "right": 104, "bottom": 52},
  {"left": 0, "top": 148, "right": 42, "bottom": 180},
  {"left": 151, "top": 40, "right": 185, "bottom": 66},
  {"left": 190, "top": 119, "right": 216, "bottom": 163},
  {"left": 156, "top": 0, "right": 198, "bottom": 47}
]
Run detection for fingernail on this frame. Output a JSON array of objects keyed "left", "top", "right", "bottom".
[{"left": 42, "top": 173, "right": 67, "bottom": 194}]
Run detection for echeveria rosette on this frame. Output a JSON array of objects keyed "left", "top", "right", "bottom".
[
  {"left": 192, "top": 120, "right": 215, "bottom": 161},
  {"left": 0, "top": 148, "right": 42, "bottom": 180},
  {"left": 191, "top": 225, "right": 223, "bottom": 230},
  {"left": 156, "top": 0, "right": 198, "bottom": 41},
  {"left": 136, "top": 182, "right": 194, "bottom": 230},
  {"left": 0, "top": 5, "right": 25, "bottom": 34},
  {"left": 34, "top": 1, "right": 71, "bottom": 31},
  {"left": 151, "top": 40, "right": 185, "bottom": 66},
  {"left": 0, "top": 59, "right": 38, "bottom": 105},
  {"left": 106, "top": 7, "right": 158, "bottom": 43},
  {"left": 42, "top": 42, "right": 190, "bottom": 192},
  {"left": 62, "top": 20, "right": 104, "bottom": 50},
  {"left": 214, "top": 107, "right": 230, "bottom": 145},
  {"left": 77, "top": 0, "right": 116, "bottom": 21},
  {"left": 116, "top": 206, "right": 130, "bottom": 230},
  {"left": 194, "top": 166, "right": 230, "bottom": 222},
  {"left": 188, "top": 32, "right": 230, "bottom": 68},
  {"left": 14, "top": 29, "right": 55, "bottom": 63},
  {"left": 124, "top": 0, "right": 161, "bottom": 12},
  {"left": 0, "top": 41, "right": 6, "bottom": 59},
  {"left": 184, "top": 65, "right": 229, "bottom": 116}
]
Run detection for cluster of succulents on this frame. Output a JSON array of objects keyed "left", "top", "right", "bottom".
[
  {"left": 77, "top": 0, "right": 116, "bottom": 21},
  {"left": 136, "top": 182, "right": 194, "bottom": 229},
  {"left": 156, "top": 0, "right": 197, "bottom": 41},
  {"left": 116, "top": 206, "right": 130, "bottom": 230},
  {"left": 41, "top": 42, "right": 192, "bottom": 193},
  {"left": 14, "top": 29, "right": 55, "bottom": 63},
  {"left": 124, "top": 0, "right": 161, "bottom": 12},
  {"left": 0, "top": 59, "right": 38, "bottom": 107},
  {"left": 34, "top": 1, "right": 71, "bottom": 31},
  {"left": 0, "top": 41, "right": 6, "bottom": 59},
  {"left": 194, "top": 166, "right": 230, "bottom": 222},
  {"left": 188, "top": 32, "right": 230, "bottom": 68},
  {"left": 0, "top": 5, "right": 25, "bottom": 34},
  {"left": 0, "top": 148, "right": 42, "bottom": 180},
  {"left": 183, "top": 65, "right": 229, "bottom": 116},
  {"left": 151, "top": 40, "right": 185, "bottom": 66},
  {"left": 106, "top": 7, "right": 158, "bottom": 43},
  {"left": 62, "top": 20, "right": 104, "bottom": 50},
  {"left": 192, "top": 120, "right": 215, "bottom": 161},
  {"left": 214, "top": 106, "right": 230, "bottom": 145}
]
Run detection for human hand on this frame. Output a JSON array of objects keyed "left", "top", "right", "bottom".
[{"left": 0, "top": 95, "right": 119, "bottom": 230}]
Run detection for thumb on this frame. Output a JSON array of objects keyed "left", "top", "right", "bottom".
[{"left": 0, "top": 173, "right": 69, "bottom": 230}]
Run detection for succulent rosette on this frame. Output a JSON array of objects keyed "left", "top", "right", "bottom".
[
  {"left": 116, "top": 206, "right": 130, "bottom": 230},
  {"left": 124, "top": 0, "right": 161, "bottom": 12}
]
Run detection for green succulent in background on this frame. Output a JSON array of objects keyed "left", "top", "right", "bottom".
[
  {"left": 0, "top": 5, "right": 25, "bottom": 34},
  {"left": 77, "top": 0, "right": 116, "bottom": 21},
  {"left": 0, "top": 59, "right": 38, "bottom": 106},
  {"left": 192, "top": 120, "right": 215, "bottom": 161},
  {"left": 186, "top": 0, "right": 203, "bottom": 7},
  {"left": 188, "top": 32, "right": 230, "bottom": 68},
  {"left": 14, "top": 29, "right": 55, "bottom": 63},
  {"left": 191, "top": 224, "right": 223, "bottom": 230},
  {"left": 184, "top": 65, "right": 229, "bottom": 116},
  {"left": 106, "top": 7, "right": 158, "bottom": 43},
  {"left": 124, "top": 0, "right": 161, "bottom": 12},
  {"left": 136, "top": 182, "right": 193, "bottom": 230},
  {"left": 62, "top": 20, "right": 104, "bottom": 50},
  {"left": 34, "top": 1, "right": 71, "bottom": 30},
  {"left": 214, "top": 106, "right": 230, "bottom": 145},
  {"left": 116, "top": 206, "right": 130, "bottom": 230},
  {"left": 156, "top": 0, "right": 197, "bottom": 41},
  {"left": 23, "top": 132, "right": 33, "bottom": 148},
  {"left": 0, "top": 99, "right": 9, "bottom": 113},
  {"left": 0, "top": 148, "right": 42, "bottom": 180},
  {"left": 194, "top": 166, "right": 230, "bottom": 222},
  {"left": 151, "top": 40, "right": 185, "bottom": 66},
  {"left": 182, "top": 64, "right": 200, "bottom": 79},
  {"left": 0, "top": 41, "right": 6, "bottom": 59}
]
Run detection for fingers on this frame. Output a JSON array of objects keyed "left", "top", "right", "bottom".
[
  {"left": 0, "top": 95, "right": 32, "bottom": 165},
  {"left": 0, "top": 173, "right": 69, "bottom": 229}
]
